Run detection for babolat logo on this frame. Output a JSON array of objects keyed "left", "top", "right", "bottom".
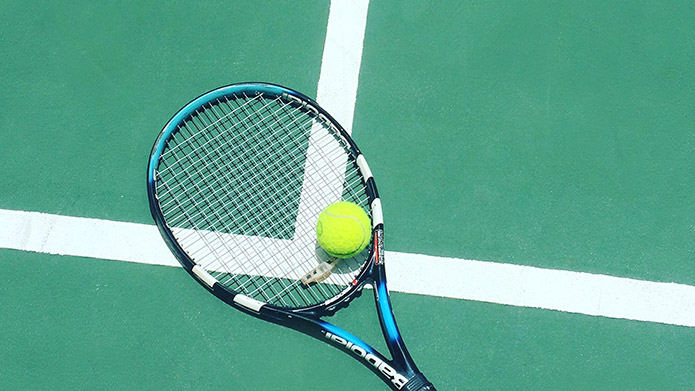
[{"left": 324, "top": 332, "right": 408, "bottom": 389}]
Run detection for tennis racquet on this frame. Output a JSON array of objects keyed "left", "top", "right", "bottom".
[{"left": 147, "top": 82, "right": 436, "bottom": 390}]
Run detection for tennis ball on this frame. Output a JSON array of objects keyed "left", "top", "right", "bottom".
[{"left": 316, "top": 201, "right": 371, "bottom": 258}]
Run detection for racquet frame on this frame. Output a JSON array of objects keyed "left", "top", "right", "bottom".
[{"left": 147, "top": 83, "right": 435, "bottom": 390}]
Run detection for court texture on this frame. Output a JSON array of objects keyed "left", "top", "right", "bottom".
[{"left": 1, "top": 1, "right": 693, "bottom": 390}]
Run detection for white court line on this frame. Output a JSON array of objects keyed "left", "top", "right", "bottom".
[
  {"left": 315, "top": 0, "right": 370, "bottom": 133},
  {"left": 2, "top": 1, "right": 694, "bottom": 329},
  {"left": 292, "top": 0, "right": 370, "bottom": 238},
  {"left": 1, "top": 208, "right": 694, "bottom": 328},
  {"left": 0, "top": 209, "right": 178, "bottom": 267}
]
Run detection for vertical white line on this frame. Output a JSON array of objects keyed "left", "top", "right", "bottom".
[
  {"left": 292, "top": 0, "right": 371, "bottom": 241},
  {"left": 316, "top": 0, "right": 370, "bottom": 135}
]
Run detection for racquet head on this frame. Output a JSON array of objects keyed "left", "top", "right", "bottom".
[{"left": 147, "top": 83, "right": 383, "bottom": 315}]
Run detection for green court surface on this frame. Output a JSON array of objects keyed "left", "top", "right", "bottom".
[
  {"left": 2, "top": 249, "right": 693, "bottom": 390},
  {"left": 356, "top": 1, "right": 695, "bottom": 285},
  {"left": 1, "top": 1, "right": 694, "bottom": 390}
]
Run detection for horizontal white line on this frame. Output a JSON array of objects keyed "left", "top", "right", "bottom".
[
  {"left": 0, "top": 209, "right": 178, "bottom": 267},
  {"left": 387, "top": 252, "right": 695, "bottom": 327},
  {"left": 1, "top": 208, "right": 693, "bottom": 327}
]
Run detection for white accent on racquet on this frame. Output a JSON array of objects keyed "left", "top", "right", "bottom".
[
  {"left": 192, "top": 264, "right": 218, "bottom": 288},
  {"left": 1, "top": 209, "right": 695, "bottom": 328},
  {"left": 356, "top": 154, "right": 373, "bottom": 180},
  {"left": 371, "top": 199, "right": 383, "bottom": 227},
  {"left": 233, "top": 294, "right": 266, "bottom": 312}
]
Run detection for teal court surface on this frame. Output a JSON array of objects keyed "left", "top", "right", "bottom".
[{"left": 1, "top": 1, "right": 694, "bottom": 390}]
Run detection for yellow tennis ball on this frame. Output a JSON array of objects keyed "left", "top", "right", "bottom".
[{"left": 316, "top": 201, "right": 371, "bottom": 258}]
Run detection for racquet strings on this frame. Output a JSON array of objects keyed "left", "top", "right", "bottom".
[{"left": 154, "top": 92, "right": 371, "bottom": 308}]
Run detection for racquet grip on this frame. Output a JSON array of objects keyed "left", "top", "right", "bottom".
[{"left": 405, "top": 373, "right": 437, "bottom": 391}]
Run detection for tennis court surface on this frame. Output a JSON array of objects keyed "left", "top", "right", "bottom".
[{"left": 1, "top": 1, "right": 693, "bottom": 390}]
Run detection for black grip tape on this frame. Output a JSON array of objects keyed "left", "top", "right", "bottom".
[{"left": 405, "top": 373, "right": 436, "bottom": 391}]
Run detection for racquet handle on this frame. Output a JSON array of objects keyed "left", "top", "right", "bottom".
[
  {"left": 410, "top": 384, "right": 437, "bottom": 391},
  {"left": 405, "top": 373, "right": 437, "bottom": 391}
]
